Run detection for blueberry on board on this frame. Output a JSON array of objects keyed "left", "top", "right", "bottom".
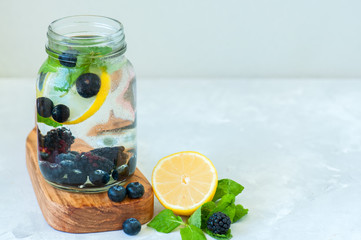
[
  {"left": 39, "top": 161, "right": 64, "bottom": 182},
  {"left": 127, "top": 155, "right": 137, "bottom": 175},
  {"left": 89, "top": 169, "right": 110, "bottom": 186},
  {"left": 58, "top": 50, "right": 78, "bottom": 67},
  {"left": 76, "top": 73, "right": 101, "bottom": 98},
  {"left": 52, "top": 104, "right": 70, "bottom": 123},
  {"left": 112, "top": 164, "right": 129, "bottom": 181},
  {"left": 37, "top": 97, "right": 54, "bottom": 118},
  {"left": 66, "top": 169, "right": 87, "bottom": 185},
  {"left": 122, "top": 218, "right": 141, "bottom": 236},
  {"left": 126, "top": 182, "right": 144, "bottom": 199},
  {"left": 107, "top": 185, "right": 126, "bottom": 202}
]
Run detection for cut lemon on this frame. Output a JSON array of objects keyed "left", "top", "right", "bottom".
[
  {"left": 37, "top": 70, "right": 110, "bottom": 125},
  {"left": 152, "top": 151, "right": 218, "bottom": 216}
]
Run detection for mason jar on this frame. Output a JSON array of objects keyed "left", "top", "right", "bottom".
[{"left": 36, "top": 16, "right": 136, "bottom": 192}]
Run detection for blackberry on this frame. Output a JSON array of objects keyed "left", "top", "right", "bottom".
[
  {"left": 126, "top": 182, "right": 144, "bottom": 199},
  {"left": 122, "top": 218, "right": 141, "bottom": 236},
  {"left": 37, "top": 97, "right": 54, "bottom": 118},
  {"left": 207, "top": 212, "right": 231, "bottom": 235},
  {"left": 89, "top": 169, "right": 110, "bottom": 186},
  {"left": 52, "top": 104, "right": 70, "bottom": 123},
  {"left": 90, "top": 146, "right": 125, "bottom": 166},
  {"left": 43, "top": 127, "right": 74, "bottom": 153},
  {"left": 107, "top": 185, "right": 126, "bottom": 202},
  {"left": 77, "top": 152, "right": 115, "bottom": 174},
  {"left": 58, "top": 50, "right": 78, "bottom": 67},
  {"left": 76, "top": 73, "right": 101, "bottom": 98}
]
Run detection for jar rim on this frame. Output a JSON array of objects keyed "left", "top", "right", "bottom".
[{"left": 47, "top": 15, "right": 126, "bottom": 57}]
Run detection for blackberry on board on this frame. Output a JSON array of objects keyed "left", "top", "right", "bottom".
[{"left": 207, "top": 212, "right": 232, "bottom": 235}]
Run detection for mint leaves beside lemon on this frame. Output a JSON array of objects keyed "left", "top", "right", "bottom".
[{"left": 148, "top": 178, "right": 248, "bottom": 240}]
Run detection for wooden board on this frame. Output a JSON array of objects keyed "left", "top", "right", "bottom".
[{"left": 25, "top": 128, "right": 154, "bottom": 233}]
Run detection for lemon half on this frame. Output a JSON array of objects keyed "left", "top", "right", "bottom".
[{"left": 152, "top": 151, "right": 218, "bottom": 216}]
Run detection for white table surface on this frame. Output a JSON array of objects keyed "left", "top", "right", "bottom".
[{"left": 0, "top": 78, "right": 360, "bottom": 240}]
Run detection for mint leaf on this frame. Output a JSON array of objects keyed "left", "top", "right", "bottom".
[
  {"left": 213, "top": 179, "right": 244, "bottom": 202},
  {"left": 39, "top": 57, "right": 61, "bottom": 73},
  {"left": 180, "top": 224, "right": 207, "bottom": 240},
  {"left": 37, "top": 114, "right": 62, "bottom": 127},
  {"left": 188, "top": 206, "right": 202, "bottom": 228},
  {"left": 222, "top": 203, "right": 236, "bottom": 222},
  {"left": 83, "top": 46, "right": 113, "bottom": 56},
  {"left": 205, "top": 229, "right": 232, "bottom": 240},
  {"left": 233, "top": 204, "right": 248, "bottom": 223},
  {"left": 209, "top": 194, "right": 235, "bottom": 218},
  {"left": 200, "top": 201, "right": 216, "bottom": 229},
  {"left": 147, "top": 209, "right": 184, "bottom": 233}
]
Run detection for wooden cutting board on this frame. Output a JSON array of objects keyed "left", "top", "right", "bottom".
[{"left": 25, "top": 128, "right": 154, "bottom": 233}]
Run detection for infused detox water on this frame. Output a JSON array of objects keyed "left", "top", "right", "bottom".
[{"left": 36, "top": 16, "right": 137, "bottom": 192}]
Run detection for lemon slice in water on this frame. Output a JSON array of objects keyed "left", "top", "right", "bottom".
[{"left": 38, "top": 70, "right": 110, "bottom": 125}]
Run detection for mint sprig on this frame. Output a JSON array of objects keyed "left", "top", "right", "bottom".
[
  {"left": 147, "top": 178, "right": 248, "bottom": 240},
  {"left": 147, "top": 209, "right": 184, "bottom": 233}
]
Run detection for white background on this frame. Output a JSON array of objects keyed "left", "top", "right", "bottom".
[{"left": 1, "top": 0, "right": 361, "bottom": 79}]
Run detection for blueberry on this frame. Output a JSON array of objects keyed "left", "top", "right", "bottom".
[
  {"left": 107, "top": 185, "right": 126, "bottom": 202},
  {"left": 37, "top": 97, "right": 54, "bottom": 118},
  {"left": 59, "top": 160, "right": 75, "bottom": 173},
  {"left": 76, "top": 73, "right": 101, "bottom": 98},
  {"left": 58, "top": 50, "right": 78, "bottom": 67},
  {"left": 122, "top": 218, "right": 141, "bottom": 236},
  {"left": 39, "top": 161, "right": 64, "bottom": 183},
  {"left": 127, "top": 155, "right": 137, "bottom": 175},
  {"left": 112, "top": 164, "right": 129, "bottom": 181},
  {"left": 89, "top": 169, "right": 110, "bottom": 186},
  {"left": 126, "top": 182, "right": 144, "bottom": 199},
  {"left": 66, "top": 169, "right": 87, "bottom": 185},
  {"left": 55, "top": 152, "right": 78, "bottom": 164},
  {"left": 52, "top": 104, "right": 70, "bottom": 123}
]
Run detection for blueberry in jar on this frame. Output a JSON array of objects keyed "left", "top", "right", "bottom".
[
  {"left": 39, "top": 161, "right": 64, "bottom": 183},
  {"left": 112, "top": 164, "right": 129, "bottom": 181},
  {"left": 122, "top": 218, "right": 141, "bottom": 236},
  {"left": 58, "top": 49, "right": 78, "bottom": 67},
  {"left": 59, "top": 160, "right": 76, "bottom": 173},
  {"left": 127, "top": 155, "right": 137, "bottom": 175},
  {"left": 107, "top": 185, "right": 126, "bottom": 202},
  {"left": 37, "top": 97, "right": 54, "bottom": 118},
  {"left": 66, "top": 169, "right": 87, "bottom": 185},
  {"left": 76, "top": 73, "right": 101, "bottom": 98},
  {"left": 52, "top": 104, "right": 70, "bottom": 123},
  {"left": 126, "top": 182, "right": 144, "bottom": 199},
  {"left": 89, "top": 169, "right": 110, "bottom": 186},
  {"left": 55, "top": 152, "right": 78, "bottom": 164}
]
